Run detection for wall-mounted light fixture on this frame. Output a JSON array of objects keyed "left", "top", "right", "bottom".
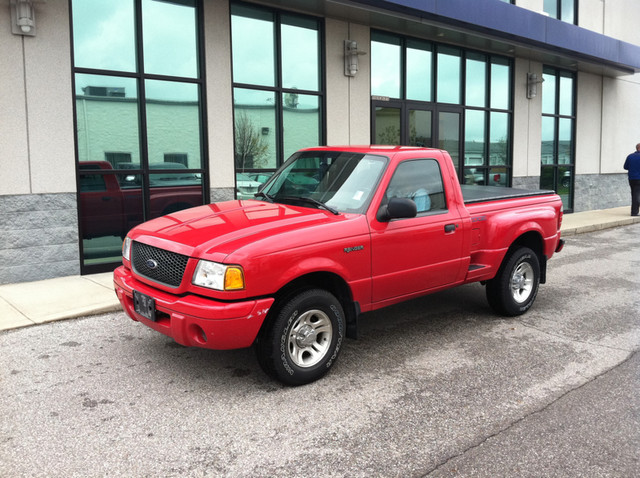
[
  {"left": 10, "top": 0, "right": 37, "bottom": 36},
  {"left": 527, "top": 72, "right": 545, "bottom": 99},
  {"left": 344, "top": 40, "right": 367, "bottom": 77}
]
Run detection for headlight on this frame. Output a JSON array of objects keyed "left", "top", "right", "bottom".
[
  {"left": 192, "top": 260, "right": 245, "bottom": 291},
  {"left": 122, "top": 237, "right": 132, "bottom": 262}
]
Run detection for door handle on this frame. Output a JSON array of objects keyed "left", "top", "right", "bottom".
[{"left": 444, "top": 223, "right": 457, "bottom": 233}]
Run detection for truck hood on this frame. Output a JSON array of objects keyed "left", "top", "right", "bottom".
[{"left": 129, "top": 200, "right": 367, "bottom": 260}]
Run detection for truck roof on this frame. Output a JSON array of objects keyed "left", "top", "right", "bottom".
[{"left": 299, "top": 145, "right": 445, "bottom": 155}]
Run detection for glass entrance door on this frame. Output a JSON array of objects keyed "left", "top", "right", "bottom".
[{"left": 373, "top": 100, "right": 434, "bottom": 148}]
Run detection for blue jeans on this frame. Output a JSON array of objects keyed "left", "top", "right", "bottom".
[{"left": 630, "top": 179, "right": 640, "bottom": 216}]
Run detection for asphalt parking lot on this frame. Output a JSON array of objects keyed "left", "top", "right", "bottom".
[{"left": 1, "top": 223, "right": 639, "bottom": 477}]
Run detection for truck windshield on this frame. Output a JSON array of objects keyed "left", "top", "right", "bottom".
[{"left": 260, "top": 152, "right": 387, "bottom": 214}]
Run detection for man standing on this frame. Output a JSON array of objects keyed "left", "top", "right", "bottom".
[{"left": 624, "top": 143, "right": 640, "bottom": 216}]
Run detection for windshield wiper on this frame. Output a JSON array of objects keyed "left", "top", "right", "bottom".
[
  {"left": 279, "top": 196, "right": 340, "bottom": 215},
  {"left": 254, "top": 191, "right": 274, "bottom": 202}
]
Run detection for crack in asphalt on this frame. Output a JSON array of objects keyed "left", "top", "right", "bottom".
[
  {"left": 420, "top": 349, "right": 639, "bottom": 477},
  {"left": 516, "top": 318, "right": 637, "bottom": 353}
]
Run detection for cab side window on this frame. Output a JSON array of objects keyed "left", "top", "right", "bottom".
[{"left": 385, "top": 159, "right": 447, "bottom": 214}]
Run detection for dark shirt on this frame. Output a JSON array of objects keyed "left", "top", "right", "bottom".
[{"left": 624, "top": 151, "right": 640, "bottom": 180}]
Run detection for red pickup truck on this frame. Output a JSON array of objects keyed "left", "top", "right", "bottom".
[{"left": 114, "top": 146, "right": 564, "bottom": 385}]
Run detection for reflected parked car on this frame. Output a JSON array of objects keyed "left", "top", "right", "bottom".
[{"left": 236, "top": 173, "right": 262, "bottom": 199}]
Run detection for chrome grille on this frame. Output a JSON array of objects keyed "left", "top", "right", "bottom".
[{"left": 131, "top": 241, "right": 189, "bottom": 288}]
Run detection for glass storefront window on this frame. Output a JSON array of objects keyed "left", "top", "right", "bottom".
[
  {"left": 465, "top": 54, "right": 486, "bottom": 108},
  {"left": 409, "top": 110, "right": 432, "bottom": 147},
  {"left": 437, "top": 47, "right": 461, "bottom": 104},
  {"left": 231, "top": 3, "right": 324, "bottom": 196},
  {"left": 375, "top": 107, "right": 401, "bottom": 145},
  {"left": 489, "top": 112, "right": 509, "bottom": 166},
  {"left": 281, "top": 15, "right": 320, "bottom": 91},
  {"left": 142, "top": 0, "right": 198, "bottom": 78},
  {"left": 406, "top": 40, "right": 432, "bottom": 102},
  {"left": 490, "top": 59, "right": 510, "bottom": 110},
  {"left": 371, "top": 34, "right": 402, "bottom": 99},
  {"left": 282, "top": 94, "right": 321, "bottom": 160},
  {"left": 541, "top": 67, "right": 575, "bottom": 211},
  {"left": 465, "top": 110, "right": 485, "bottom": 160},
  {"left": 72, "top": 0, "right": 136, "bottom": 72},
  {"left": 559, "top": 75, "right": 574, "bottom": 116},
  {"left": 145, "top": 80, "right": 202, "bottom": 169},
  {"left": 541, "top": 116, "right": 555, "bottom": 165},
  {"left": 75, "top": 74, "right": 140, "bottom": 164},
  {"left": 233, "top": 88, "right": 277, "bottom": 171},
  {"left": 231, "top": 5, "right": 276, "bottom": 87},
  {"left": 558, "top": 118, "right": 573, "bottom": 164},
  {"left": 72, "top": 0, "right": 206, "bottom": 273},
  {"left": 542, "top": 72, "right": 556, "bottom": 115}
]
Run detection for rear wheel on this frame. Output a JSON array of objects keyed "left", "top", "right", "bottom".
[
  {"left": 255, "top": 289, "right": 345, "bottom": 386},
  {"left": 486, "top": 247, "right": 540, "bottom": 316}
]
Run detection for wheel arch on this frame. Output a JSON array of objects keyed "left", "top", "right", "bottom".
[
  {"left": 508, "top": 230, "right": 547, "bottom": 283},
  {"left": 268, "top": 271, "right": 359, "bottom": 340}
]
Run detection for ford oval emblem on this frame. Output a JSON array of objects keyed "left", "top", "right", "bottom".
[{"left": 146, "top": 259, "right": 159, "bottom": 270}]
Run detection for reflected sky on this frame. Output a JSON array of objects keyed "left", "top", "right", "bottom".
[{"left": 73, "top": 0, "right": 198, "bottom": 80}]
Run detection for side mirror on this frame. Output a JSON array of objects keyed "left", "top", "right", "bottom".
[{"left": 377, "top": 197, "right": 417, "bottom": 222}]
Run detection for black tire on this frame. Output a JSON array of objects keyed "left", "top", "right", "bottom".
[
  {"left": 486, "top": 247, "right": 540, "bottom": 316},
  {"left": 255, "top": 289, "right": 345, "bottom": 386}
]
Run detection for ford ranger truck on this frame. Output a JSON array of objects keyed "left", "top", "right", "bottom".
[{"left": 114, "top": 146, "right": 564, "bottom": 385}]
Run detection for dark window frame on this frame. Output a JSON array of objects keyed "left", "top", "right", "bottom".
[
  {"left": 230, "top": 1, "right": 326, "bottom": 187},
  {"left": 370, "top": 30, "right": 514, "bottom": 187},
  {"left": 70, "top": 0, "right": 209, "bottom": 274},
  {"left": 541, "top": 66, "right": 576, "bottom": 213}
]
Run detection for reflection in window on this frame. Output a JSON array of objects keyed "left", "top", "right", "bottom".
[
  {"left": 283, "top": 94, "right": 320, "bottom": 159},
  {"left": 406, "top": 40, "right": 432, "bottom": 102},
  {"left": 541, "top": 67, "right": 576, "bottom": 211},
  {"left": 437, "top": 47, "right": 461, "bottom": 104},
  {"left": 490, "top": 59, "right": 510, "bottom": 110},
  {"left": 231, "top": 5, "right": 275, "bottom": 87},
  {"left": 466, "top": 53, "right": 486, "bottom": 108},
  {"left": 142, "top": 0, "right": 198, "bottom": 78},
  {"left": 145, "top": 80, "right": 202, "bottom": 169},
  {"left": 72, "top": 0, "right": 205, "bottom": 272},
  {"left": 375, "top": 107, "right": 401, "bottom": 145},
  {"left": 371, "top": 33, "right": 402, "bottom": 98},
  {"left": 370, "top": 31, "right": 512, "bottom": 187},
  {"left": 75, "top": 74, "right": 140, "bottom": 164},
  {"left": 281, "top": 15, "right": 320, "bottom": 91},
  {"left": 464, "top": 110, "right": 485, "bottom": 184},
  {"left": 489, "top": 112, "right": 509, "bottom": 166},
  {"left": 234, "top": 88, "right": 277, "bottom": 171},
  {"left": 72, "top": 0, "right": 136, "bottom": 72},
  {"left": 231, "top": 3, "right": 323, "bottom": 195},
  {"left": 544, "top": 0, "right": 576, "bottom": 24},
  {"left": 409, "top": 110, "right": 432, "bottom": 147}
]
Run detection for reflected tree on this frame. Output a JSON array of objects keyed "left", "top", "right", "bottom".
[{"left": 234, "top": 112, "right": 269, "bottom": 171}]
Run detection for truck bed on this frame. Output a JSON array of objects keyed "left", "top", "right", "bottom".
[{"left": 461, "top": 185, "right": 555, "bottom": 204}]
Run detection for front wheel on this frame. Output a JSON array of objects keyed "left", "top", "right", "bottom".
[
  {"left": 486, "top": 247, "right": 540, "bottom": 316},
  {"left": 255, "top": 289, "right": 345, "bottom": 386}
]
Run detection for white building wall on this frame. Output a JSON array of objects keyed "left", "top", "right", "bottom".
[
  {"left": 203, "top": 0, "right": 235, "bottom": 196},
  {"left": 0, "top": 2, "right": 75, "bottom": 195},
  {"left": 0, "top": 6, "right": 30, "bottom": 195},
  {"left": 325, "top": 19, "right": 371, "bottom": 146},
  {"left": 513, "top": 58, "right": 543, "bottom": 180}
]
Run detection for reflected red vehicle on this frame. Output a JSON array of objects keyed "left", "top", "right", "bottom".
[{"left": 79, "top": 161, "right": 203, "bottom": 239}]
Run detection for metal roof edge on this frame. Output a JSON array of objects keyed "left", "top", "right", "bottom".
[{"left": 352, "top": 0, "right": 640, "bottom": 74}]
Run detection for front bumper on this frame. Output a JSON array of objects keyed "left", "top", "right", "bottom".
[{"left": 113, "top": 266, "right": 274, "bottom": 350}]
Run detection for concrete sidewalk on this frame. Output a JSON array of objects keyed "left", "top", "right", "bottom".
[{"left": 1, "top": 206, "right": 638, "bottom": 333}]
